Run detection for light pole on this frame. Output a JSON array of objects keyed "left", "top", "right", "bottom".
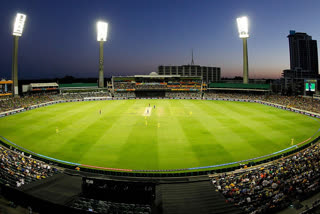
[
  {"left": 96, "top": 21, "right": 108, "bottom": 88},
  {"left": 236, "top": 16, "right": 249, "bottom": 84},
  {"left": 12, "top": 13, "right": 26, "bottom": 97}
]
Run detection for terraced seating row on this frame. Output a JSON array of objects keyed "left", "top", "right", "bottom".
[
  {"left": 70, "top": 197, "right": 152, "bottom": 214},
  {"left": 212, "top": 142, "right": 320, "bottom": 213},
  {"left": 0, "top": 146, "right": 59, "bottom": 188}
]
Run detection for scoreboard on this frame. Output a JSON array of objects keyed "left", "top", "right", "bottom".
[{"left": 305, "top": 79, "right": 317, "bottom": 95}]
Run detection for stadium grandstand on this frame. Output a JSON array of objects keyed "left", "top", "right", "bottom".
[
  {"left": 112, "top": 72, "right": 204, "bottom": 98},
  {"left": 211, "top": 141, "right": 320, "bottom": 213},
  {"left": 3, "top": 3, "right": 320, "bottom": 214},
  {"left": 0, "top": 79, "right": 13, "bottom": 97},
  {"left": 59, "top": 82, "right": 107, "bottom": 93},
  {"left": 22, "top": 82, "right": 59, "bottom": 94},
  {"left": 208, "top": 83, "right": 271, "bottom": 92},
  {"left": 0, "top": 91, "right": 320, "bottom": 214}
]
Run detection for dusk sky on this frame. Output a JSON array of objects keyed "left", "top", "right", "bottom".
[{"left": 1, "top": 0, "right": 320, "bottom": 80}]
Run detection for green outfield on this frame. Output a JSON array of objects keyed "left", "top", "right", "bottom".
[{"left": 1, "top": 99, "right": 319, "bottom": 171}]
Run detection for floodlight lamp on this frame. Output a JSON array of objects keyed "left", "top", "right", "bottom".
[
  {"left": 237, "top": 16, "right": 249, "bottom": 38},
  {"left": 13, "top": 13, "right": 26, "bottom": 36},
  {"left": 97, "top": 21, "right": 108, "bottom": 42}
]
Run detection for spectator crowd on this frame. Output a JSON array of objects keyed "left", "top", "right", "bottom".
[
  {"left": 204, "top": 92, "right": 320, "bottom": 114},
  {"left": 0, "top": 92, "right": 110, "bottom": 113},
  {"left": 113, "top": 82, "right": 135, "bottom": 89},
  {"left": 113, "top": 92, "right": 136, "bottom": 98},
  {"left": 0, "top": 91, "right": 319, "bottom": 213},
  {"left": 70, "top": 197, "right": 152, "bottom": 214},
  {"left": 0, "top": 146, "right": 59, "bottom": 188},
  {"left": 113, "top": 81, "right": 202, "bottom": 90},
  {"left": 1, "top": 92, "right": 319, "bottom": 115},
  {"left": 212, "top": 142, "right": 320, "bottom": 213},
  {"left": 165, "top": 92, "right": 201, "bottom": 98}
]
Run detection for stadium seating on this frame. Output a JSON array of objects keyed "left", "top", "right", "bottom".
[
  {"left": 1, "top": 92, "right": 319, "bottom": 114},
  {"left": 113, "top": 77, "right": 203, "bottom": 91},
  {"left": 165, "top": 92, "right": 201, "bottom": 98},
  {"left": 70, "top": 197, "right": 152, "bottom": 214},
  {"left": 0, "top": 92, "right": 320, "bottom": 214},
  {"left": 204, "top": 92, "right": 320, "bottom": 114},
  {"left": 0, "top": 146, "right": 59, "bottom": 188},
  {"left": 114, "top": 92, "right": 136, "bottom": 98},
  {"left": 0, "top": 92, "right": 111, "bottom": 112},
  {"left": 211, "top": 142, "right": 320, "bottom": 213}
]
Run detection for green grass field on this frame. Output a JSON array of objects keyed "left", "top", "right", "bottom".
[{"left": 1, "top": 99, "right": 319, "bottom": 171}]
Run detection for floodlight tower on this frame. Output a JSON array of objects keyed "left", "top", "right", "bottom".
[
  {"left": 97, "top": 21, "right": 108, "bottom": 88},
  {"left": 12, "top": 13, "right": 26, "bottom": 97},
  {"left": 236, "top": 16, "right": 249, "bottom": 84}
]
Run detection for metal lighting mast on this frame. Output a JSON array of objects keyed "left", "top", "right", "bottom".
[
  {"left": 12, "top": 13, "right": 26, "bottom": 97},
  {"left": 96, "top": 21, "right": 108, "bottom": 88},
  {"left": 236, "top": 16, "right": 249, "bottom": 84}
]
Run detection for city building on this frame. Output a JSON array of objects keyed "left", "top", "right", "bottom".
[
  {"left": 158, "top": 65, "right": 221, "bottom": 84},
  {"left": 282, "top": 31, "right": 319, "bottom": 95},
  {"left": 288, "top": 31, "right": 318, "bottom": 75}
]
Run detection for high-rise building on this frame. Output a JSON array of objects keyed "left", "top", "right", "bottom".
[
  {"left": 158, "top": 65, "right": 221, "bottom": 84},
  {"left": 288, "top": 30, "right": 318, "bottom": 76},
  {"left": 281, "top": 31, "right": 320, "bottom": 95}
]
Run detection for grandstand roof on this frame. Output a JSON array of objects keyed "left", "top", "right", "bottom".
[
  {"left": 113, "top": 75, "right": 202, "bottom": 79},
  {"left": 59, "top": 83, "right": 98, "bottom": 88},
  {"left": 0, "top": 80, "right": 13, "bottom": 84},
  {"left": 30, "top": 83, "right": 58, "bottom": 87},
  {"left": 133, "top": 74, "right": 182, "bottom": 78},
  {"left": 208, "top": 83, "right": 271, "bottom": 90}
]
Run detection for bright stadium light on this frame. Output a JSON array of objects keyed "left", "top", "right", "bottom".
[
  {"left": 13, "top": 13, "right": 26, "bottom": 36},
  {"left": 12, "top": 13, "right": 27, "bottom": 97},
  {"left": 236, "top": 16, "right": 249, "bottom": 38},
  {"left": 96, "top": 21, "right": 108, "bottom": 88},
  {"left": 236, "top": 16, "right": 249, "bottom": 84},
  {"left": 97, "top": 21, "right": 108, "bottom": 42}
]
